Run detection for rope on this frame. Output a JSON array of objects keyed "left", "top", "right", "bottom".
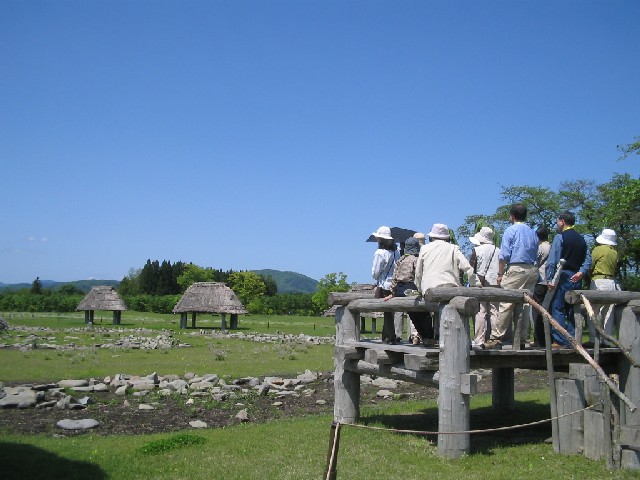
[{"left": 338, "top": 403, "right": 599, "bottom": 436}]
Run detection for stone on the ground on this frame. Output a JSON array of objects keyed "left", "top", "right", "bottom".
[
  {"left": 57, "top": 419, "right": 99, "bottom": 430},
  {"left": 189, "top": 420, "right": 208, "bottom": 428},
  {"left": 235, "top": 409, "right": 249, "bottom": 423},
  {"left": 58, "top": 379, "right": 89, "bottom": 388}
]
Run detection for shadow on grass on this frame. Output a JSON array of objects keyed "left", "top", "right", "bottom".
[
  {"left": 361, "top": 400, "right": 552, "bottom": 456},
  {"left": 0, "top": 441, "right": 106, "bottom": 480}
]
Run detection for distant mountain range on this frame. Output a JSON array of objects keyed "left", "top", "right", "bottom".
[
  {"left": 0, "top": 279, "right": 120, "bottom": 293},
  {"left": 0, "top": 270, "right": 318, "bottom": 295},
  {"left": 252, "top": 269, "right": 318, "bottom": 294}
]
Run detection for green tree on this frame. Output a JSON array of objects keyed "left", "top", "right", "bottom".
[
  {"left": 118, "top": 268, "right": 142, "bottom": 296},
  {"left": 227, "top": 271, "right": 266, "bottom": 306},
  {"left": 176, "top": 264, "right": 217, "bottom": 292},
  {"left": 30, "top": 277, "right": 43, "bottom": 295},
  {"left": 311, "top": 272, "right": 351, "bottom": 314},
  {"left": 618, "top": 136, "right": 640, "bottom": 161}
]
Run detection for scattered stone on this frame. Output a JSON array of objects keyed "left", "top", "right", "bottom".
[
  {"left": 139, "top": 404, "right": 155, "bottom": 410},
  {"left": 57, "top": 419, "right": 99, "bottom": 431},
  {"left": 58, "top": 380, "right": 89, "bottom": 388},
  {"left": 189, "top": 420, "right": 208, "bottom": 429},
  {"left": 115, "top": 385, "right": 127, "bottom": 396},
  {"left": 376, "top": 389, "right": 394, "bottom": 399},
  {"left": 235, "top": 409, "right": 249, "bottom": 423},
  {"left": 316, "top": 400, "right": 327, "bottom": 405}
]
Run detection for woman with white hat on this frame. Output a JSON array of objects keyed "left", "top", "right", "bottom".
[
  {"left": 371, "top": 226, "right": 402, "bottom": 344},
  {"left": 468, "top": 226, "right": 499, "bottom": 349},
  {"left": 587, "top": 228, "right": 620, "bottom": 344}
]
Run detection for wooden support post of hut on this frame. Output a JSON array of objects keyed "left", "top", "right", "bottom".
[
  {"left": 173, "top": 282, "right": 248, "bottom": 330},
  {"left": 76, "top": 286, "right": 127, "bottom": 325}
]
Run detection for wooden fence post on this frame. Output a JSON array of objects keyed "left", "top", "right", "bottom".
[
  {"left": 334, "top": 306, "right": 360, "bottom": 424},
  {"left": 438, "top": 300, "right": 471, "bottom": 458}
]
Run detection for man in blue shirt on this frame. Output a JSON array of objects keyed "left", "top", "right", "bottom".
[
  {"left": 546, "top": 211, "right": 591, "bottom": 347},
  {"left": 485, "top": 204, "right": 539, "bottom": 349}
]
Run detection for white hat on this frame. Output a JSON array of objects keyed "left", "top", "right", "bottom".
[
  {"left": 372, "top": 226, "right": 393, "bottom": 240},
  {"left": 428, "top": 223, "right": 451, "bottom": 240},
  {"left": 596, "top": 228, "right": 617, "bottom": 246},
  {"left": 469, "top": 226, "right": 494, "bottom": 246}
]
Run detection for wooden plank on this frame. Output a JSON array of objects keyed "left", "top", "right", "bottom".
[
  {"left": 425, "top": 286, "right": 529, "bottom": 303},
  {"left": 621, "top": 450, "right": 640, "bottom": 470},
  {"left": 404, "top": 354, "right": 439, "bottom": 371},
  {"left": 620, "top": 425, "right": 640, "bottom": 450},
  {"left": 565, "top": 290, "right": 640, "bottom": 305},
  {"left": 584, "top": 409, "right": 605, "bottom": 460},
  {"left": 618, "top": 305, "right": 640, "bottom": 426},
  {"left": 460, "top": 374, "right": 478, "bottom": 395},
  {"left": 364, "top": 349, "right": 393, "bottom": 365},
  {"left": 569, "top": 363, "right": 602, "bottom": 406},
  {"left": 345, "top": 360, "right": 438, "bottom": 386},
  {"left": 556, "top": 378, "right": 585, "bottom": 454}
]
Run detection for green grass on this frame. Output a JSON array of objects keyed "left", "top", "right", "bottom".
[
  {"left": 1, "top": 394, "right": 637, "bottom": 480},
  {"left": 2, "top": 311, "right": 639, "bottom": 479}
]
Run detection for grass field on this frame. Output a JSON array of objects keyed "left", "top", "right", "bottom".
[{"left": 1, "top": 311, "right": 638, "bottom": 479}]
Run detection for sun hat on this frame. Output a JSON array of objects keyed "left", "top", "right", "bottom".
[
  {"left": 372, "top": 226, "right": 393, "bottom": 240},
  {"left": 404, "top": 237, "right": 420, "bottom": 255},
  {"left": 596, "top": 228, "right": 617, "bottom": 246},
  {"left": 413, "top": 232, "right": 426, "bottom": 245},
  {"left": 469, "top": 226, "right": 494, "bottom": 246},
  {"left": 427, "top": 223, "right": 451, "bottom": 240}
]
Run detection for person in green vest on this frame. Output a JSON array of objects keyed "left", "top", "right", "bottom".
[{"left": 587, "top": 228, "right": 620, "bottom": 346}]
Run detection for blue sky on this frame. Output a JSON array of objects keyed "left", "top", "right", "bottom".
[{"left": 1, "top": 0, "right": 638, "bottom": 286}]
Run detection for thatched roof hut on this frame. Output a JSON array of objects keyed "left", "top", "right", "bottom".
[
  {"left": 76, "top": 286, "right": 127, "bottom": 325},
  {"left": 173, "top": 282, "right": 247, "bottom": 329}
]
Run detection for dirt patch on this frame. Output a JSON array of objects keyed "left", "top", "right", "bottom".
[{"left": 0, "top": 369, "right": 549, "bottom": 436}]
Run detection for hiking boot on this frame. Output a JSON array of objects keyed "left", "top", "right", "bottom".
[{"left": 484, "top": 339, "right": 502, "bottom": 350}]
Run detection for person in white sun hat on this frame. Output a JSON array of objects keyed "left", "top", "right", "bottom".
[
  {"left": 468, "top": 226, "right": 499, "bottom": 349},
  {"left": 371, "top": 226, "right": 403, "bottom": 344},
  {"left": 587, "top": 228, "right": 620, "bottom": 346}
]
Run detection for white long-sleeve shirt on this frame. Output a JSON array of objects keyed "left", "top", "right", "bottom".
[{"left": 371, "top": 248, "right": 399, "bottom": 290}]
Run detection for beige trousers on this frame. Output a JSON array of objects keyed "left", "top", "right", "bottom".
[{"left": 491, "top": 264, "right": 538, "bottom": 343}]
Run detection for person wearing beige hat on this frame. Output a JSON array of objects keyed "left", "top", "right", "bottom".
[
  {"left": 468, "top": 226, "right": 499, "bottom": 349},
  {"left": 587, "top": 228, "right": 620, "bottom": 344},
  {"left": 415, "top": 223, "right": 480, "bottom": 296},
  {"left": 413, "top": 232, "right": 426, "bottom": 247}
]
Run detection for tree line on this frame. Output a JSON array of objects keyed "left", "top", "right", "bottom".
[{"left": 456, "top": 172, "right": 640, "bottom": 290}]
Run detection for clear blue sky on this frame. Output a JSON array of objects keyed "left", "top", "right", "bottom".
[{"left": 1, "top": 0, "right": 638, "bottom": 286}]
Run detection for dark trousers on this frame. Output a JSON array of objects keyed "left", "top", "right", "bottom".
[
  {"left": 532, "top": 283, "right": 548, "bottom": 346},
  {"left": 396, "top": 282, "right": 433, "bottom": 339}
]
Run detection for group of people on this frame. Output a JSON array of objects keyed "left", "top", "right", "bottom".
[{"left": 371, "top": 203, "right": 620, "bottom": 349}]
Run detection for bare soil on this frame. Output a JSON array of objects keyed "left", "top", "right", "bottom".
[{"left": 0, "top": 369, "right": 549, "bottom": 437}]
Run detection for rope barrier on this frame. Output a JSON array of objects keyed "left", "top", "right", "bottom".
[
  {"left": 337, "top": 403, "right": 598, "bottom": 436},
  {"left": 324, "top": 403, "right": 599, "bottom": 477}
]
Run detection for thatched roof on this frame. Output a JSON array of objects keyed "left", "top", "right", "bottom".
[
  {"left": 76, "top": 286, "right": 127, "bottom": 311},
  {"left": 322, "top": 284, "right": 383, "bottom": 318},
  {"left": 173, "top": 282, "right": 248, "bottom": 315}
]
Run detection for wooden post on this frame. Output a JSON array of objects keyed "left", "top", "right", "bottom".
[
  {"left": 360, "top": 316, "right": 366, "bottom": 333},
  {"left": 371, "top": 317, "right": 377, "bottom": 334},
  {"left": 84, "top": 311, "right": 90, "bottom": 324},
  {"left": 180, "top": 313, "right": 187, "bottom": 329},
  {"left": 220, "top": 313, "right": 227, "bottom": 330},
  {"left": 556, "top": 377, "right": 585, "bottom": 454},
  {"left": 334, "top": 306, "right": 360, "bottom": 424},
  {"left": 112, "top": 311, "right": 121, "bottom": 325},
  {"left": 492, "top": 368, "right": 514, "bottom": 410},
  {"left": 618, "top": 301, "right": 640, "bottom": 427},
  {"left": 438, "top": 299, "right": 471, "bottom": 458},
  {"left": 230, "top": 314, "right": 238, "bottom": 329},
  {"left": 191, "top": 312, "right": 197, "bottom": 328}
]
